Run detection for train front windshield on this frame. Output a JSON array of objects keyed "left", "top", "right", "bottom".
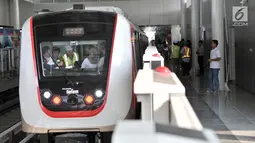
[
  {"left": 33, "top": 19, "right": 115, "bottom": 78},
  {"left": 40, "top": 40, "right": 107, "bottom": 77}
]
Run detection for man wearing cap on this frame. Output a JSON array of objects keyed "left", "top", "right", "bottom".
[{"left": 58, "top": 45, "right": 79, "bottom": 69}]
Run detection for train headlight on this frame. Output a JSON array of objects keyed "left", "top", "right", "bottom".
[
  {"left": 43, "top": 91, "right": 52, "bottom": 99},
  {"left": 94, "top": 89, "right": 104, "bottom": 98},
  {"left": 52, "top": 95, "right": 62, "bottom": 105},
  {"left": 84, "top": 95, "right": 95, "bottom": 105}
]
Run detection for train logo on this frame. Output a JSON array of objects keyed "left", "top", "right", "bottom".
[{"left": 62, "top": 88, "right": 79, "bottom": 94}]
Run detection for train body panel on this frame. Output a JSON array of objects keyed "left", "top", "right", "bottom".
[{"left": 19, "top": 10, "right": 148, "bottom": 133}]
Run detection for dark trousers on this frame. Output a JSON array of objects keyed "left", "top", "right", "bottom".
[
  {"left": 198, "top": 56, "right": 204, "bottom": 75},
  {"left": 171, "top": 58, "right": 180, "bottom": 74},
  {"left": 163, "top": 50, "right": 169, "bottom": 64},
  {"left": 182, "top": 62, "right": 190, "bottom": 76}
]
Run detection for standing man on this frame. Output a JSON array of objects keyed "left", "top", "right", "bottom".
[
  {"left": 150, "top": 40, "right": 156, "bottom": 46},
  {"left": 162, "top": 42, "right": 170, "bottom": 65},
  {"left": 208, "top": 40, "right": 221, "bottom": 94},
  {"left": 196, "top": 40, "right": 204, "bottom": 76},
  {"left": 180, "top": 39, "right": 185, "bottom": 49},
  {"left": 171, "top": 41, "right": 181, "bottom": 74},
  {"left": 180, "top": 43, "right": 191, "bottom": 76}
]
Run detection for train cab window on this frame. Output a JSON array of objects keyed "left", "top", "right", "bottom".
[{"left": 40, "top": 40, "right": 106, "bottom": 77}]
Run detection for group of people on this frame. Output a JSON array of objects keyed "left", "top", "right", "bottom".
[
  {"left": 172, "top": 39, "right": 221, "bottom": 94},
  {"left": 151, "top": 38, "right": 221, "bottom": 94},
  {"left": 42, "top": 44, "right": 105, "bottom": 71},
  {"left": 167, "top": 39, "right": 197, "bottom": 76}
]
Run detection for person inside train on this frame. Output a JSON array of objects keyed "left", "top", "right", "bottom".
[
  {"left": 58, "top": 45, "right": 79, "bottom": 69},
  {"left": 52, "top": 47, "right": 61, "bottom": 65},
  {"left": 81, "top": 46, "right": 102, "bottom": 69},
  {"left": 98, "top": 45, "right": 105, "bottom": 69},
  {"left": 42, "top": 46, "right": 57, "bottom": 71}
]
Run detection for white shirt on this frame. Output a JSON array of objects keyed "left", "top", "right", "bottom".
[
  {"left": 81, "top": 58, "right": 98, "bottom": 69},
  {"left": 210, "top": 47, "right": 221, "bottom": 69},
  {"left": 81, "top": 57, "right": 104, "bottom": 69}
]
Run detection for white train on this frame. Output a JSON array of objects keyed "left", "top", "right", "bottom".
[{"left": 19, "top": 6, "right": 148, "bottom": 142}]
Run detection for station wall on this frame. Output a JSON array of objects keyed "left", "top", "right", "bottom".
[{"left": 225, "top": 0, "right": 255, "bottom": 93}]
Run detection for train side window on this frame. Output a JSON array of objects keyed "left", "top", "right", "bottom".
[
  {"left": 139, "top": 34, "right": 145, "bottom": 68},
  {"left": 135, "top": 33, "right": 142, "bottom": 70},
  {"left": 131, "top": 32, "right": 138, "bottom": 73}
]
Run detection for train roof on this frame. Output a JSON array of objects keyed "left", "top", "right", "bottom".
[
  {"left": 66, "top": 6, "right": 128, "bottom": 18},
  {"left": 65, "top": 6, "right": 146, "bottom": 35},
  {"left": 35, "top": 6, "right": 146, "bottom": 36}
]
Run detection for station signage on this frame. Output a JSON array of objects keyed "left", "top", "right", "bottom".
[{"left": 232, "top": 6, "right": 248, "bottom": 27}]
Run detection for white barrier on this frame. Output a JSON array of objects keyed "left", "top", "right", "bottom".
[
  {"left": 134, "top": 68, "right": 203, "bottom": 130},
  {"left": 111, "top": 45, "right": 219, "bottom": 142},
  {"left": 145, "top": 45, "right": 158, "bottom": 55},
  {"left": 143, "top": 46, "right": 164, "bottom": 70},
  {"left": 143, "top": 54, "right": 164, "bottom": 70}
]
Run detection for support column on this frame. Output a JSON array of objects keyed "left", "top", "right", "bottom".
[
  {"left": 200, "top": 0, "right": 203, "bottom": 40},
  {"left": 212, "top": 0, "right": 225, "bottom": 91},
  {"left": 191, "top": 0, "right": 200, "bottom": 73},
  {"left": 181, "top": 0, "right": 187, "bottom": 40},
  {"left": 13, "top": 0, "right": 20, "bottom": 29},
  {"left": 7, "top": 0, "right": 11, "bottom": 26}
]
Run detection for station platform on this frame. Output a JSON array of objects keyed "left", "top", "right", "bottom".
[
  {"left": 0, "top": 78, "right": 18, "bottom": 93},
  {"left": 182, "top": 76, "right": 255, "bottom": 143}
]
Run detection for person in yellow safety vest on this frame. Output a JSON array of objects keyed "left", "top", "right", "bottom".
[
  {"left": 180, "top": 43, "right": 191, "bottom": 76},
  {"left": 170, "top": 41, "right": 181, "bottom": 74},
  {"left": 58, "top": 45, "right": 79, "bottom": 69}
]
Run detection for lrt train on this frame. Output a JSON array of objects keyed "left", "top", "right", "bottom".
[{"left": 19, "top": 7, "right": 148, "bottom": 142}]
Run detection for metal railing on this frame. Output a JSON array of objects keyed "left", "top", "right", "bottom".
[{"left": 0, "top": 48, "right": 20, "bottom": 80}]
